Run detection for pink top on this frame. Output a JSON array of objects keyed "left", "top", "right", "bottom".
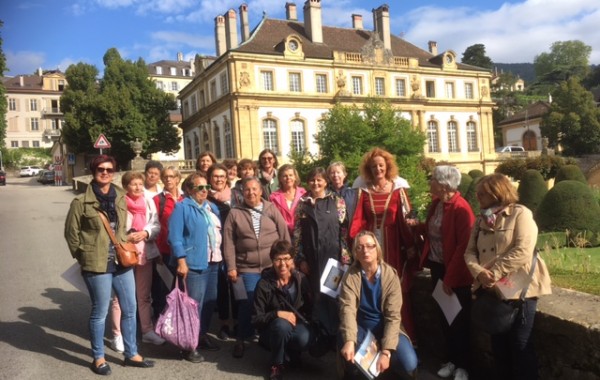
[{"left": 269, "top": 187, "right": 307, "bottom": 237}]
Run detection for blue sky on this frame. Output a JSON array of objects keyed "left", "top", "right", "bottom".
[{"left": 2, "top": 0, "right": 599, "bottom": 77}]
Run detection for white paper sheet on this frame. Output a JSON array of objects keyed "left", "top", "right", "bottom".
[
  {"left": 432, "top": 279, "right": 462, "bottom": 325},
  {"left": 319, "top": 258, "right": 348, "bottom": 298},
  {"left": 60, "top": 262, "right": 89, "bottom": 295}
]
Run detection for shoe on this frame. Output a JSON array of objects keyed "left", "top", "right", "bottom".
[
  {"left": 90, "top": 361, "right": 112, "bottom": 376},
  {"left": 454, "top": 368, "right": 469, "bottom": 380},
  {"left": 437, "top": 362, "right": 456, "bottom": 378},
  {"left": 270, "top": 364, "right": 284, "bottom": 380},
  {"left": 110, "top": 335, "right": 124, "bottom": 353},
  {"left": 142, "top": 331, "right": 165, "bottom": 345},
  {"left": 251, "top": 333, "right": 260, "bottom": 343},
  {"left": 124, "top": 357, "right": 155, "bottom": 368},
  {"left": 218, "top": 325, "right": 231, "bottom": 340},
  {"left": 198, "top": 335, "right": 220, "bottom": 351},
  {"left": 284, "top": 351, "right": 302, "bottom": 368},
  {"left": 183, "top": 349, "right": 205, "bottom": 363},
  {"left": 232, "top": 341, "right": 245, "bottom": 358}
]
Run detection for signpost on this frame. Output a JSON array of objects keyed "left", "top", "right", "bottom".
[{"left": 93, "top": 134, "right": 111, "bottom": 155}]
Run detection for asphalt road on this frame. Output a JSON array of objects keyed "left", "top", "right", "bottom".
[{"left": 0, "top": 175, "right": 438, "bottom": 380}]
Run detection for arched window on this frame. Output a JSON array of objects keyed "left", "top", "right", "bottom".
[
  {"left": 263, "top": 119, "right": 278, "bottom": 153},
  {"left": 193, "top": 132, "right": 200, "bottom": 158},
  {"left": 448, "top": 121, "right": 459, "bottom": 152},
  {"left": 427, "top": 121, "right": 439, "bottom": 153},
  {"left": 202, "top": 129, "right": 210, "bottom": 152},
  {"left": 290, "top": 119, "right": 305, "bottom": 154},
  {"left": 213, "top": 122, "right": 222, "bottom": 159},
  {"left": 224, "top": 120, "right": 234, "bottom": 158},
  {"left": 186, "top": 138, "right": 192, "bottom": 159},
  {"left": 467, "top": 121, "right": 478, "bottom": 152}
]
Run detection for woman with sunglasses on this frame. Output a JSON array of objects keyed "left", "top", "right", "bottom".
[
  {"left": 168, "top": 172, "right": 223, "bottom": 362},
  {"left": 65, "top": 155, "right": 154, "bottom": 375},
  {"left": 258, "top": 148, "right": 279, "bottom": 199}
]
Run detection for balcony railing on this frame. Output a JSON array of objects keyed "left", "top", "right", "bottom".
[
  {"left": 42, "top": 108, "right": 62, "bottom": 116},
  {"left": 43, "top": 129, "right": 61, "bottom": 139}
]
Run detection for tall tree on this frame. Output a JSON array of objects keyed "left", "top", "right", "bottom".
[
  {"left": 534, "top": 40, "right": 591, "bottom": 82},
  {"left": 61, "top": 48, "right": 179, "bottom": 168},
  {"left": 461, "top": 44, "right": 493, "bottom": 70},
  {"left": 0, "top": 21, "right": 8, "bottom": 147},
  {"left": 540, "top": 77, "right": 600, "bottom": 155}
]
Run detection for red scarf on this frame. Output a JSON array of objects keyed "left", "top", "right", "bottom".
[{"left": 126, "top": 194, "right": 146, "bottom": 233}]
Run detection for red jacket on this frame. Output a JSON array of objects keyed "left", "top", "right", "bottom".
[
  {"left": 419, "top": 192, "right": 475, "bottom": 288},
  {"left": 153, "top": 191, "right": 184, "bottom": 255}
]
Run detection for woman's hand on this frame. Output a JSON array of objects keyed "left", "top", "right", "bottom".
[
  {"left": 228, "top": 269, "right": 238, "bottom": 283},
  {"left": 340, "top": 341, "right": 355, "bottom": 363},
  {"left": 127, "top": 230, "right": 148, "bottom": 244},
  {"left": 477, "top": 269, "right": 495, "bottom": 288},
  {"left": 376, "top": 351, "right": 391, "bottom": 373},
  {"left": 177, "top": 258, "right": 189, "bottom": 279},
  {"left": 277, "top": 311, "right": 296, "bottom": 326},
  {"left": 299, "top": 261, "right": 310, "bottom": 275},
  {"left": 442, "top": 282, "right": 454, "bottom": 296}
]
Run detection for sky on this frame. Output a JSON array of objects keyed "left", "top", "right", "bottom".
[{"left": 2, "top": 0, "right": 600, "bottom": 77}]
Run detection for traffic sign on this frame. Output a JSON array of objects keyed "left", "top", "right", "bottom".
[{"left": 94, "top": 134, "right": 111, "bottom": 149}]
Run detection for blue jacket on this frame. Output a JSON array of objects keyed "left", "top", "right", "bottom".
[{"left": 168, "top": 197, "right": 220, "bottom": 270}]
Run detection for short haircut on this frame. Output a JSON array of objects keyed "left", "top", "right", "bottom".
[
  {"left": 240, "top": 176, "right": 261, "bottom": 189},
  {"left": 161, "top": 166, "right": 181, "bottom": 179},
  {"left": 353, "top": 230, "right": 384, "bottom": 265},
  {"left": 237, "top": 158, "right": 257, "bottom": 175},
  {"left": 359, "top": 147, "right": 399, "bottom": 184},
  {"left": 208, "top": 163, "right": 229, "bottom": 184},
  {"left": 222, "top": 158, "right": 238, "bottom": 170},
  {"left": 327, "top": 161, "right": 348, "bottom": 179},
  {"left": 145, "top": 160, "right": 163, "bottom": 173},
  {"left": 182, "top": 172, "right": 207, "bottom": 193},
  {"left": 121, "top": 171, "right": 145, "bottom": 188},
  {"left": 432, "top": 165, "right": 461, "bottom": 191},
  {"left": 306, "top": 167, "right": 327, "bottom": 183},
  {"left": 476, "top": 173, "right": 519, "bottom": 206},
  {"left": 270, "top": 240, "right": 295, "bottom": 260},
  {"left": 89, "top": 155, "right": 117, "bottom": 173},
  {"left": 258, "top": 148, "right": 279, "bottom": 170},
  {"left": 277, "top": 164, "right": 301, "bottom": 187}
]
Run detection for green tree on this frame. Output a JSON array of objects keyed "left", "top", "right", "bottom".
[
  {"left": 0, "top": 21, "right": 7, "bottom": 147},
  {"left": 461, "top": 44, "right": 493, "bottom": 70},
  {"left": 540, "top": 77, "right": 600, "bottom": 155},
  {"left": 534, "top": 41, "right": 591, "bottom": 81},
  {"left": 61, "top": 48, "right": 179, "bottom": 168}
]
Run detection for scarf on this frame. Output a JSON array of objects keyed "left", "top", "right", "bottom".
[
  {"left": 480, "top": 205, "right": 504, "bottom": 228},
  {"left": 192, "top": 199, "right": 217, "bottom": 254},
  {"left": 92, "top": 182, "right": 117, "bottom": 223},
  {"left": 126, "top": 194, "right": 146, "bottom": 233},
  {"left": 261, "top": 169, "right": 274, "bottom": 183}
]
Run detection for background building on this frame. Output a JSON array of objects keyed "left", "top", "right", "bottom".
[
  {"left": 497, "top": 100, "right": 550, "bottom": 151},
  {"left": 179, "top": 1, "right": 497, "bottom": 172}
]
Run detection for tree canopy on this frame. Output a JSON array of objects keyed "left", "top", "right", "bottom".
[
  {"left": 532, "top": 40, "right": 591, "bottom": 94},
  {"left": 61, "top": 48, "right": 179, "bottom": 168},
  {"left": 461, "top": 44, "right": 493, "bottom": 70}
]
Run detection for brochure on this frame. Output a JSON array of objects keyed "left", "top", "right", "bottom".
[
  {"left": 432, "top": 279, "right": 462, "bottom": 325},
  {"left": 354, "top": 330, "right": 381, "bottom": 379},
  {"left": 319, "top": 258, "right": 348, "bottom": 298},
  {"left": 494, "top": 268, "right": 531, "bottom": 300}
]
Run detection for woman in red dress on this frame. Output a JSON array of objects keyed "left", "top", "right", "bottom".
[{"left": 349, "top": 147, "right": 417, "bottom": 343}]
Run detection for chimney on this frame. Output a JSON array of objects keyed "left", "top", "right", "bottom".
[
  {"left": 239, "top": 4, "right": 250, "bottom": 42},
  {"left": 225, "top": 9, "right": 239, "bottom": 50},
  {"left": 428, "top": 41, "right": 438, "bottom": 55},
  {"left": 19, "top": 76, "right": 24, "bottom": 87},
  {"left": 177, "top": 52, "right": 183, "bottom": 61},
  {"left": 352, "top": 14, "right": 363, "bottom": 29},
  {"left": 37, "top": 67, "right": 43, "bottom": 76},
  {"left": 372, "top": 5, "right": 391, "bottom": 50},
  {"left": 303, "top": 0, "right": 323, "bottom": 43},
  {"left": 214, "top": 15, "right": 226, "bottom": 56},
  {"left": 286, "top": 2, "right": 298, "bottom": 20}
]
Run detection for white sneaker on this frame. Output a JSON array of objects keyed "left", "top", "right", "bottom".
[
  {"left": 437, "top": 362, "right": 456, "bottom": 378},
  {"left": 454, "top": 368, "right": 468, "bottom": 380},
  {"left": 142, "top": 331, "right": 166, "bottom": 345},
  {"left": 110, "top": 335, "right": 124, "bottom": 353}
]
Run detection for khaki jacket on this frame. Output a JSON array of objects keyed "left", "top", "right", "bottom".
[
  {"left": 464, "top": 204, "right": 552, "bottom": 299},
  {"left": 64, "top": 184, "right": 128, "bottom": 272}
]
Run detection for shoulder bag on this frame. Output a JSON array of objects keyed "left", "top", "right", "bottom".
[{"left": 97, "top": 210, "right": 139, "bottom": 267}]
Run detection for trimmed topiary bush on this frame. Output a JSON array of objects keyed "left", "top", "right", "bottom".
[
  {"left": 518, "top": 169, "right": 548, "bottom": 213},
  {"left": 464, "top": 176, "right": 482, "bottom": 216},
  {"left": 535, "top": 180, "right": 600, "bottom": 246},
  {"left": 458, "top": 173, "right": 472, "bottom": 195},
  {"left": 554, "top": 164, "right": 587, "bottom": 185},
  {"left": 468, "top": 169, "right": 484, "bottom": 179}
]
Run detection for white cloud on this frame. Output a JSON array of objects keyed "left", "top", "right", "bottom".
[{"left": 5, "top": 50, "right": 46, "bottom": 76}]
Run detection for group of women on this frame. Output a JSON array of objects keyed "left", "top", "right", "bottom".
[{"left": 65, "top": 147, "right": 551, "bottom": 380}]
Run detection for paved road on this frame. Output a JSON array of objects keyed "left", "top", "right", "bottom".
[{"left": 0, "top": 175, "right": 438, "bottom": 380}]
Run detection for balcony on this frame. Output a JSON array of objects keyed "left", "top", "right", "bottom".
[
  {"left": 42, "top": 108, "right": 63, "bottom": 116},
  {"left": 43, "top": 129, "right": 61, "bottom": 141}
]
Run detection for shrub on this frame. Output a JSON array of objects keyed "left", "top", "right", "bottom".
[
  {"left": 518, "top": 169, "right": 548, "bottom": 213},
  {"left": 468, "top": 169, "right": 484, "bottom": 179},
  {"left": 464, "top": 176, "right": 482, "bottom": 216},
  {"left": 458, "top": 173, "right": 472, "bottom": 195},
  {"left": 496, "top": 155, "right": 578, "bottom": 181},
  {"left": 535, "top": 180, "right": 600, "bottom": 246},
  {"left": 554, "top": 164, "right": 587, "bottom": 185}
]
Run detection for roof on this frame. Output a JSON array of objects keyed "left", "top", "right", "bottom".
[
  {"left": 232, "top": 18, "right": 484, "bottom": 71},
  {"left": 2, "top": 72, "right": 65, "bottom": 93},
  {"left": 498, "top": 101, "right": 551, "bottom": 126},
  {"left": 147, "top": 59, "right": 193, "bottom": 78}
]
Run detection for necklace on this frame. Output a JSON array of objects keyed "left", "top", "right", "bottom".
[{"left": 371, "top": 181, "right": 390, "bottom": 193}]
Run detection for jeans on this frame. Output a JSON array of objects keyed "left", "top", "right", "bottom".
[
  {"left": 491, "top": 298, "right": 539, "bottom": 380},
  {"left": 355, "top": 325, "right": 418, "bottom": 375},
  {"left": 185, "top": 263, "right": 219, "bottom": 337},
  {"left": 237, "top": 272, "right": 261, "bottom": 340},
  {"left": 83, "top": 268, "right": 138, "bottom": 360},
  {"left": 259, "top": 318, "right": 311, "bottom": 365}
]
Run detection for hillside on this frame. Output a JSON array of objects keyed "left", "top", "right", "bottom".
[{"left": 494, "top": 63, "right": 536, "bottom": 85}]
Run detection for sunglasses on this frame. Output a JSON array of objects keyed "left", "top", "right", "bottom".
[
  {"left": 193, "top": 184, "right": 211, "bottom": 191},
  {"left": 357, "top": 243, "right": 377, "bottom": 251},
  {"left": 96, "top": 167, "right": 115, "bottom": 174}
]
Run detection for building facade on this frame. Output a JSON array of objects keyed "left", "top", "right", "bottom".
[
  {"left": 2, "top": 69, "right": 66, "bottom": 149},
  {"left": 497, "top": 101, "right": 550, "bottom": 151},
  {"left": 179, "top": 1, "right": 497, "bottom": 172}
]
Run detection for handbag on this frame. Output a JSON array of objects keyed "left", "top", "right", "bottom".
[
  {"left": 97, "top": 210, "right": 139, "bottom": 267},
  {"left": 155, "top": 277, "right": 200, "bottom": 351}
]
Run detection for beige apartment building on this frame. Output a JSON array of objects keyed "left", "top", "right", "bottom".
[
  {"left": 2, "top": 69, "right": 66, "bottom": 149},
  {"left": 178, "top": 1, "right": 497, "bottom": 172}
]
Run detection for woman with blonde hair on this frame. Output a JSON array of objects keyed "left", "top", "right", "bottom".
[{"left": 270, "top": 164, "right": 306, "bottom": 237}]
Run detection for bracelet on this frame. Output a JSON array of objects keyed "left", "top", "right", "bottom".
[{"left": 381, "top": 351, "right": 391, "bottom": 358}]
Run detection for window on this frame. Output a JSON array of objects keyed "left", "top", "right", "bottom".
[
  {"left": 156, "top": 66, "right": 163, "bottom": 75},
  {"left": 171, "top": 82, "right": 178, "bottom": 91},
  {"left": 191, "top": 95, "right": 198, "bottom": 113},
  {"left": 316, "top": 74, "right": 328, "bottom": 93},
  {"left": 425, "top": 81, "right": 435, "bottom": 98},
  {"left": 32, "top": 141, "right": 40, "bottom": 148},
  {"left": 427, "top": 121, "right": 439, "bottom": 153},
  {"left": 193, "top": 133, "right": 200, "bottom": 158},
  {"left": 261, "top": 71, "right": 274, "bottom": 91},
  {"left": 22, "top": 141, "right": 29, "bottom": 148},
  {"left": 224, "top": 121, "right": 234, "bottom": 158},
  {"left": 9, "top": 98, "right": 16, "bottom": 111},
  {"left": 445, "top": 82, "right": 455, "bottom": 99},
  {"left": 465, "top": 83, "right": 474, "bottom": 99},
  {"left": 214, "top": 124, "right": 222, "bottom": 159},
  {"left": 183, "top": 68, "right": 192, "bottom": 77},
  {"left": 290, "top": 120, "right": 305, "bottom": 153},
  {"left": 210, "top": 80, "right": 217, "bottom": 101},
  {"left": 170, "top": 67, "right": 177, "bottom": 76},
  {"left": 186, "top": 138, "right": 192, "bottom": 159},
  {"left": 289, "top": 72, "right": 301, "bottom": 92},
  {"left": 156, "top": 81, "right": 164, "bottom": 90},
  {"left": 11, "top": 141, "right": 18, "bottom": 148},
  {"left": 263, "top": 119, "right": 278, "bottom": 153},
  {"left": 58, "top": 80, "right": 65, "bottom": 91},
  {"left": 51, "top": 119, "right": 58, "bottom": 130},
  {"left": 30, "top": 99, "right": 38, "bottom": 111},
  {"left": 467, "top": 122, "right": 478, "bottom": 151},
  {"left": 375, "top": 77, "right": 385, "bottom": 96},
  {"left": 352, "top": 76, "right": 363, "bottom": 95},
  {"left": 447, "top": 121, "right": 459, "bottom": 152},
  {"left": 199, "top": 91, "right": 205, "bottom": 108},
  {"left": 395, "top": 79, "right": 406, "bottom": 97},
  {"left": 30, "top": 118, "right": 39, "bottom": 131},
  {"left": 220, "top": 73, "right": 229, "bottom": 94}
]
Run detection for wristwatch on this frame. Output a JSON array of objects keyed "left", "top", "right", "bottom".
[{"left": 381, "top": 350, "right": 391, "bottom": 358}]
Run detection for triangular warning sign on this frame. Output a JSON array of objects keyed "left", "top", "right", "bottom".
[{"left": 94, "top": 134, "right": 111, "bottom": 149}]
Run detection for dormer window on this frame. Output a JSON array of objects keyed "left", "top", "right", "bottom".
[{"left": 284, "top": 35, "right": 304, "bottom": 59}]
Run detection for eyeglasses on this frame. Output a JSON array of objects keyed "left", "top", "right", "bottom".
[
  {"left": 96, "top": 167, "right": 115, "bottom": 174},
  {"left": 273, "top": 256, "right": 293, "bottom": 264},
  {"left": 193, "top": 184, "right": 211, "bottom": 191},
  {"left": 357, "top": 244, "right": 377, "bottom": 251},
  {"left": 261, "top": 156, "right": 274, "bottom": 161}
]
